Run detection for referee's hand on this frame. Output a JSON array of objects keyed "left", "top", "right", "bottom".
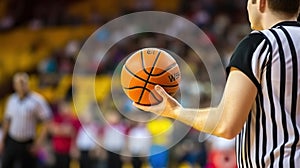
[
  {"left": 29, "top": 143, "right": 40, "bottom": 156},
  {"left": 132, "top": 85, "right": 182, "bottom": 119}
]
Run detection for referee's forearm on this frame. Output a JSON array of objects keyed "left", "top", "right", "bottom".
[
  {"left": 1, "top": 119, "right": 10, "bottom": 142},
  {"left": 34, "top": 120, "right": 50, "bottom": 146},
  {"left": 176, "top": 107, "right": 234, "bottom": 139}
]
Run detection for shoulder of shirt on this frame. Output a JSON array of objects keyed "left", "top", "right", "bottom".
[
  {"left": 234, "top": 31, "right": 266, "bottom": 51},
  {"left": 8, "top": 93, "right": 18, "bottom": 101},
  {"left": 28, "top": 92, "right": 47, "bottom": 102},
  {"left": 244, "top": 30, "right": 266, "bottom": 43}
]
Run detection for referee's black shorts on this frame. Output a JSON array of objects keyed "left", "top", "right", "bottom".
[{"left": 2, "top": 135, "right": 36, "bottom": 168}]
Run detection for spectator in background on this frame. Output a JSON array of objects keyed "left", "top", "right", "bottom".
[
  {"left": 0, "top": 72, "right": 51, "bottom": 168},
  {"left": 127, "top": 113, "right": 152, "bottom": 168},
  {"left": 49, "top": 101, "right": 80, "bottom": 168},
  {"left": 175, "top": 133, "right": 208, "bottom": 167},
  {"left": 146, "top": 117, "right": 173, "bottom": 168},
  {"left": 101, "top": 111, "right": 127, "bottom": 168},
  {"left": 76, "top": 110, "right": 102, "bottom": 168}
]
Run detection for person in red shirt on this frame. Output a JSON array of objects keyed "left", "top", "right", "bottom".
[{"left": 49, "top": 101, "right": 80, "bottom": 168}]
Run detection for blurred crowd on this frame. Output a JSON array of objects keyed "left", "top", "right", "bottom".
[{"left": 0, "top": 0, "right": 281, "bottom": 167}]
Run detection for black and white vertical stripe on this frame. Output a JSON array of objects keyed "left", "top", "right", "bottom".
[
  {"left": 235, "top": 22, "right": 300, "bottom": 167},
  {"left": 4, "top": 92, "right": 51, "bottom": 141}
]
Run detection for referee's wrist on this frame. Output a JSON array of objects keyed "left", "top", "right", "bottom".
[{"left": 0, "top": 135, "right": 6, "bottom": 143}]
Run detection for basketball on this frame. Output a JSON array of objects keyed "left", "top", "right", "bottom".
[{"left": 121, "top": 48, "right": 181, "bottom": 106}]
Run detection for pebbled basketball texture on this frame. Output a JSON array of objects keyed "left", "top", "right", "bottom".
[{"left": 121, "top": 48, "right": 181, "bottom": 106}]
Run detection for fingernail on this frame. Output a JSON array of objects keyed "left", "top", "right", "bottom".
[{"left": 155, "top": 85, "right": 161, "bottom": 90}]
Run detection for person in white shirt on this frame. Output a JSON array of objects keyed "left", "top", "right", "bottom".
[
  {"left": 76, "top": 110, "right": 100, "bottom": 168},
  {"left": 0, "top": 72, "right": 51, "bottom": 168}
]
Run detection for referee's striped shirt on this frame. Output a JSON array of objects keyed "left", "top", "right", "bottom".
[
  {"left": 226, "top": 21, "right": 300, "bottom": 167},
  {"left": 4, "top": 92, "right": 51, "bottom": 141}
]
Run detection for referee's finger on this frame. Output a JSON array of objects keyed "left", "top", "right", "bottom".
[
  {"left": 154, "top": 85, "right": 169, "bottom": 99},
  {"left": 132, "top": 102, "right": 151, "bottom": 111}
]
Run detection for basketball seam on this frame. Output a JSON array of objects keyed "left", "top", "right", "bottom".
[
  {"left": 144, "top": 62, "right": 178, "bottom": 76},
  {"left": 136, "top": 101, "right": 161, "bottom": 106},
  {"left": 124, "top": 65, "right": 179, "bottom": 87},
  {"left": 138, "top": 51, "right": 161, "bottom": 104},
  {"left": 141, "top": 51, "right": 150, "bottom": 74},
  {"left": 123, "top": 86, "right": 161, "bottom": 102}
]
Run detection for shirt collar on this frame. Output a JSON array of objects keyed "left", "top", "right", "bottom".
[
  {"left": 272, "top": 21, "right": 300, "bottom": 28},
  {"left": 18, "top": 92, "right": 31, "bottom": 101}
]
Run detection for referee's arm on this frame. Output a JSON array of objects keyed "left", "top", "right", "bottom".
[
  {"left": 134, "top": 67, "right": 257, "bottom": 139},
  {"left": 0, "top": 118, "right": 10, "bottom": 154},
  {"left": 0, "top": 96, "right": 14, "bottom": 154},
  {"left": 31, "top": 96, "right": 52, "bottom": 154},
  {"left": 31, "top": 119, "right": 50, "bottom": 153}
]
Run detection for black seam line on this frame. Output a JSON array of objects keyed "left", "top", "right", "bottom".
[
  {"left": 123, "top": 86, "right": 147, "bottom": 90},
  {"left": 123, "top": 86, "right": 161, "bottom": 102},
  {"left": 259, "top": 34, "right": 272, "bottom": 79},
  {"left": 135, "top": 101, "right": 160, "bottom": 106},
  {"left": 268, "top": 29, "right": 281, "bottom": 168},
  {"left": 240, "top": 129, "right": 245, "bottom": 168},
  {"left": 143, "top": 63, "right": 178, "bottom": 76},
  {"left": 237, "top": 131, "right": 243, "bottom": 167},
  {"left": 243, "top": 128, "right": 248, "bottom": 167},
  {"left": 124, "top": 65, "right": 179, "bottom": 87},
  {"left": 138, "top": 51, "right": 161, "bottom": 103},
  {"left": 280, "top": 26, "right": 299, "bottom": 168},
  {"left": 246, "top": 112, "right": 253, "bottom": 168},
  {"left": 259, "top": 87, "right": 267, "bottom": 168},
  {"left": 141, "top": 51, "right": 149, "bottom": 74},
  {"left": 257, "top": 37, "right": 270, "bottom": 83},
  {"left": 254, "top": 97, "right": 261, "bottom": 168}
]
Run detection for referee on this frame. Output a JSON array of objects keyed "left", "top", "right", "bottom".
[
  {"left": 0, "top": 72, "right": 51, "bottom": 168},
  {"left": 134, "top": 0, "right": 300, "bottom": 167}
]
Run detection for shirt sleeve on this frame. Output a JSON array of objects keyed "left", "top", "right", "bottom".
[
  {"left": 226, "top": 32, "right": 269, "bottom": 88},
  {"left": 35, "top": 94, "right": 52, "bottom": 122},
  {"left": 4, "top": 95, "right": 14, "bottom": 121}
]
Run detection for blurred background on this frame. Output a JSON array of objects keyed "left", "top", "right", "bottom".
[{"left": 0, "top": 0, "right": 288, "bottom": 168}]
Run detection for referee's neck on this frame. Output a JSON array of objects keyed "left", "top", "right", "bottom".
[
  {"left": 17, "top": 91, "right": 30, "bottom": 100},
  {"left": 262, "top": 10, "right": 298, "bottom": 29}
]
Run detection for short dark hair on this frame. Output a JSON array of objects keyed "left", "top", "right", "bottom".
[{"left": 268, "top": 0, "right": 300, "bottom": 15}]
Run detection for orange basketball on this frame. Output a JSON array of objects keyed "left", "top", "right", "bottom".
[{"left": 121, "top": 48, "right": 181, "bottom": 106}]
